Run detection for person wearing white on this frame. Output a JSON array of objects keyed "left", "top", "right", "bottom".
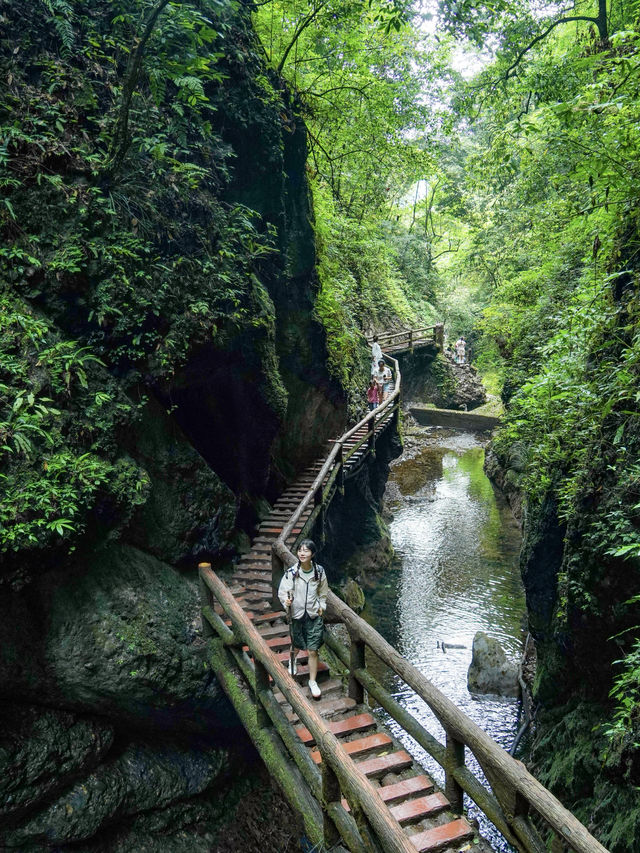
[
  {"left": 371, "top": 336, "right": 383, "bottom": 375},
  {"left": 278, "top": 539, "right": 328, "bottom": 699}
]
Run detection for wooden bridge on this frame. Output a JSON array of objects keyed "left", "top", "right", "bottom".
[
  {"left": 367, "top": 325, "right": 444, "bottom": 355},
  {"left": 198, "top": 345, "right": 609, "bottom": 853}
]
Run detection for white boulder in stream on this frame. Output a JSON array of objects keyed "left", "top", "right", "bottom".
[{"left": 467, "top": 631, "right": 520, "bottom": 697}]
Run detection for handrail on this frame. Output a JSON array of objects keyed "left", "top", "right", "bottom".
[
  {"left": 367, "top": 325, "right": 442, "bottom": 350},
  {"left": 250, "top": 335, "right": 609, "bottom": 852},
  {"left": 199, "top": 565, "right": 418, "bottom": 853},
  {"left": 325, "top": 593, "right": 609, "bottom": 853},
  {"left": 272, "top": 353, "right": 401, "bottom": 569}
]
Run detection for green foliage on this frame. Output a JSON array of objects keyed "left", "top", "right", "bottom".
[
  {"left": 0, "top": 0, "right": 287, "bottom": 578},
  {"left": 312, "top": 180, "right": 435, "bottom": 404},
  {"left": 0, "top": 293, "right": 150, "bottom": 560}
]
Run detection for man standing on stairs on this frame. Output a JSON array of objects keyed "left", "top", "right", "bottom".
[
  {"left": 371, "top": 335, "right": 383, "bottom": 375},
  {"left": 278, "top": 539, "right": 328, "bottom": 700}
]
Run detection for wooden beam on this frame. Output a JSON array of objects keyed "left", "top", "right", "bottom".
[
  {"left": 201, "top": 567, "right": 418, "bottom": 853},
  {"left": 326, "top": 592, "right": 610, "bottom": 853}
]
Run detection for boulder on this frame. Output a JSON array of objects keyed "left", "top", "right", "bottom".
[
  {"left": 467, "top": 632, "right": 519, "bottom": 697},
  {"left": 341, "top": 578, "right": 366, "bottom": 613}
]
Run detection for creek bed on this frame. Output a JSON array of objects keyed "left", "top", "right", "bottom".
[{"left": 364, "top": 425, "right": 524, "bottom": 852}]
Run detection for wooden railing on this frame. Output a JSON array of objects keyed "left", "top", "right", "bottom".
[
  {"left": 322, "top": 595, "right": 608, "bottom": 853},
  {"left": 199, "top": 565, "right": 418, "bottom": 853},
  {"left": 198, "top": 343, "right": 610, "bottom": 853},
  {"left": 271, "top": 352, "right": 401, "bottom": 602},
  {"left": 368, "top": 324, "right": 444, "bottom": 353}
]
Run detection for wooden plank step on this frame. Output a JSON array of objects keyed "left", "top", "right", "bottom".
[
  {"left": 232, "top": 571, "right": 271, "bottom": 583},
  {"left": 281, "top": 660, "right": 330, "bottom": 680},
  {"left": 275, "top": 677, "right": 343, "bottom": 705},
  {"left": 258, "top": 623, "right": 291, "bottom": 639},
  {"left": 248, "top": 610, "right": 285, "bottom": 624},
  {"left": 408, "top": 818, "right": 474, "bottom": 852},
  {"left": 295, "top": 713, "right": 376, "bottom": 745},
  {"left": 243, "top": 635, "right": 291, "bottom": 652},
  {"left": 356, "top": 750, "right": 413, "bottom": 779},
  {"left": 310, "top": 733, "right": 392, "bottom": 764},
  {"left": 390, "top": 793, "right": 449, "bottom": 825},
  {"left": 285, "top": 695, "right": 356, "bottom": 723},
  {"left": 236, "top": 583, "right": 271, "bottom": 593},
  {"left": 377, "top": 775, "right": 434, "bottom": 804}
]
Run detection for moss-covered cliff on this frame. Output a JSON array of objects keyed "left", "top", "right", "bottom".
[{"left": 0, "top": 1, "right": 347, "bottom": 848}]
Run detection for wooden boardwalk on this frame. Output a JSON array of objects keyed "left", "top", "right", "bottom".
[{"left": 199, "top": 343, "right": 610, "bottom": 853}]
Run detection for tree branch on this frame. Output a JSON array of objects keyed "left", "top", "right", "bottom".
[
  {"left": 502, "top": 15, "right": 604, "bottom": 81},
  {"left": 105, "top": 0, "right": 172, "bottom": 179},
  {"left": 276, "top": 2, "right": 327, "bottom": 76}
]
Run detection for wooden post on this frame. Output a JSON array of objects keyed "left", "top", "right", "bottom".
[
  {"left": 272, "top": 550, "right": 284, "bottom": 611},
  {"left": 349, "top": 635, "right": 365, "bottom": 704},
  {"left": 322, "top": 761, "right": 342, "bottom": 847},
  {"left": 434, "top": 322, "right": 444, "bottom": 350},
  {"left": 337, "top": 443, "right": 345, "bottom": 495},
  {"left": 198, "top": 562, "right": 214, "bottom": 638},
  {"left": 255, "top": 659, "right": 271, "bottom": 729},
  {"left": 314, "top": 485, "right": 325, "bottom": 543},
  {"left": 444, "top": 731, "right": 465, "bottom": 814},
  {"left": 408, "top": 329, "right": 413, "bottom": 352},
  {"left": 367, "top": 414, "right": 376, "bottom": 457}
]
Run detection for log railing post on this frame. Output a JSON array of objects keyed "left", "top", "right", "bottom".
[
  {"left": 408, "top": 329, "right": 413, "bottom": 352},
  {"left": 367, "top": 413, "right": 376, "bottom": 457},
  {"left": 255, "top": 659, "right": 271, "bottom": 729},
  {"left": 314, "top": 485, "right": 325, "bottom": 543},
  {"left": 198, "top": 562, "right": 215, "bottom": 638},
  {"left": 434, "top": 322, "right": 444, "bottom": 350},
  {"left": 321, "top": 761, "right": 342, "bottom": 848},
  {"left": 444, "top": 731, "right": 465, "bottom": 814},
  {"left": 271, "top": 550, "right": 284, "bottom": 610},
  {"left": 337, "top": 442, "right": 345, "bottom": 494},
  {"left": 349, "top": 633, "right": 365, "bottom": 705}
]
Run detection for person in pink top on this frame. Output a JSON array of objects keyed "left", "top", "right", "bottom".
[{"left": 367, "top": 378, "right": 379, "bottom": 411}]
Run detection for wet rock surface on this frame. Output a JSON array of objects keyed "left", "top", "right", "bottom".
[
  {"left": 467, "top": 632, "right": 520, "bottom": 698},
  {"left": 4, "top": 741, "right": 229, "bottom": 849}
]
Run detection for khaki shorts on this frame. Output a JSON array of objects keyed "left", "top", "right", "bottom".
[{"left": 291, "top": 613, "right": 324, "bottom": 651}]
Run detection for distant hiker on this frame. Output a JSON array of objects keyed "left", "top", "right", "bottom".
[
  {"left": 278, "top": 539, "right": 328, "bottom": 700},
  {"left": 376, "top": 358, "right": 393, "bottom": 402},
  {"left": 371, "top": 335, "right": 383, "bottom": 375},
  {"left": 455, "top": 336, "right": 466, "bottom": 364},
  {"left": 367, "top": 377, "right": 379, "bottom": 411}
]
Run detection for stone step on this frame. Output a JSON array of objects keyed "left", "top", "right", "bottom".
[
  {"left": 356, "top": 750, "right": 413, "bottom": 779},
  {"left": 258, "top": 623, "right": 291, "bottom": 639},
  {"left": 390, "top": 793, "right": 449, "bottom": 825},
  {"left": 295, "top": 713, "right": 376, "bottom": 745},
  {"left": 408, "top": 818, "right": 474, "bottom": 852},
  {"left": 275, "top": 677, "right": 342, "bottom": 705},
  {"left": 285, "top": 695, "right": 356, "bottom": 723},
  {"left": 377, "top": 775, "right": 434, "bottom": 805},
  {"left": 310, "top": 732, "right": 392, "bottom": 764}
]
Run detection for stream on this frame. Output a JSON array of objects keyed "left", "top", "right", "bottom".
[{"left": 364, "top": 424, "right": 525, "bottom": 852}]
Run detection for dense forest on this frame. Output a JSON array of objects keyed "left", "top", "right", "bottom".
[{"left": 1, "top": 0, "right": 640, "bottom": 850}]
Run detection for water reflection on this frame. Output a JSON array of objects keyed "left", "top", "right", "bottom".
[{"left": 364, "top": 428, "right": 524, "bottom": 852}]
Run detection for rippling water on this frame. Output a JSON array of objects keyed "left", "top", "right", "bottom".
[{"left": 364, "top": 427, "right": 524, "bottom": 852}]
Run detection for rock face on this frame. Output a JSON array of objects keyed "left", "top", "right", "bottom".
[
  {"left": 397, "top": 350, "right": 486, "bottom": 410},
  {"left": 0, "top": 4, "right": 349, "bottom": 849},
  {"left": 467, "top": 632, "right": 520, "bottom": 697},
  {"left": 341, "top": 578, "right": 366, "bottom": 612}
]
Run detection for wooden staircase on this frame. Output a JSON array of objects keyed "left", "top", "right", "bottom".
[{"left": 215, "top": 408, "right": 479, "bottom": 852}]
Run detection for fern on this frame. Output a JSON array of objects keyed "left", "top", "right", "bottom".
[{"left": 41, "top": 0, "right": 75, "bottom": 54}]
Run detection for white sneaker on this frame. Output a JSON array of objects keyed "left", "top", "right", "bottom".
[
  {"left": 288, "top": 657, "right": 297, "bottom": 675},
  {"left": 308, "top": 679, "right": 321, "bottom": 699}
]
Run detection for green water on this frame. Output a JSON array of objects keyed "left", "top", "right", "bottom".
[{"left": 365, "top": 428, "right": 525, "bottom": 852}]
